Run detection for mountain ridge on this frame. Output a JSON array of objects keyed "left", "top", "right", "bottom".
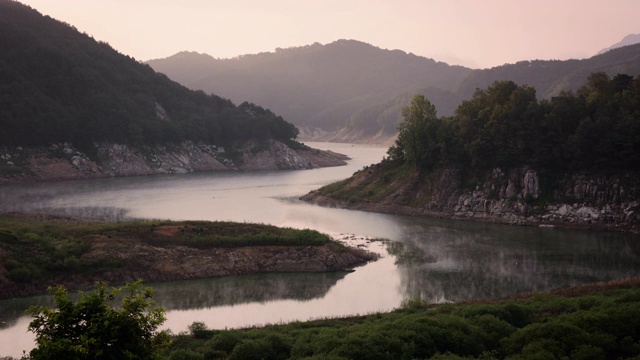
[
  {"left": 149, "top": 40, "right": 640, "bottom": 143},
  {"left": 597, "top": 33, "right": 640, "bottom": 55},
  {"left": 147, "top": 40, "right": 472, "bottom": 142}
]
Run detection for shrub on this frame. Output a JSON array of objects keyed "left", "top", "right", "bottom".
[
  {"left": 205, "top": 331, "right": 243, "bottom": 355},
  {"left": 25, "top": 281, "right": 170, "bottom": 359},
  {"left": 188, "top": 322, "right": 214, "bottom": 340},
  {"left": 227, "top": 339, "right": 278, "bottom": 360},
  {"left": 169, "top": 349, "right": 205, "bottom": 360}
]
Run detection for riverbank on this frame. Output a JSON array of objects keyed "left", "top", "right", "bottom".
[
  {"left": 301, "top": 162, "right": 640, "bottom": 233},
  {"left": 0, "top": 140, "right": 349, "bottom": 185},
  {"left": 302, "top": 192, "right": 640, "bottom": 233},
  {"left": 0, "top": 214, "right": 376, "bottom": 300}
]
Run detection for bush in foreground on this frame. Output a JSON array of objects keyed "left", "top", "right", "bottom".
[{"left": 24, "top": 281, "right": 170, "bottom": 360}]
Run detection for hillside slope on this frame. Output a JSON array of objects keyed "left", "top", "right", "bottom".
[{"left": 0, "top": 0, "right": 347, "bottom": 182}]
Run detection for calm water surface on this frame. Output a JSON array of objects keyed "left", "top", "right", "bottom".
[{"left": 1, "top": 142, "right": 639, "bottom": 357}]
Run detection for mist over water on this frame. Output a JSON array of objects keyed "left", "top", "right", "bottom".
[{"left": 1, "top": 142, "right": 640, "bottom": 357}]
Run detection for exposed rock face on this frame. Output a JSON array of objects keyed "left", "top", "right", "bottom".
[
  {"left": 302, "top": 166, "right": 640, "bottom": 232},
  {"left": 240, "top": 140, "right": 314, "bottom": 170},
  {"left": 96, "top": 142, "right": 228, "bottom": 176},
  {"left": 0, "top": 140, "right": 348, "bottom": 184},
  {"left": 440, "top": 168, "right": 639, "bottom": 228}
]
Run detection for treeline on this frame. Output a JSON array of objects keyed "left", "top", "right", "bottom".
[
  {"left": 389, "top": 73, "right": 640, "bottom": 173},
  {"left": 0, "top": 0, "right": 298, "bottom": 150}
]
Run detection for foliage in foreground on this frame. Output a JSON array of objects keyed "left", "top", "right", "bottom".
[
  {"left": 163, "top": 283, "right": 640, "bottom": 359},
  {"left": 24, "top": 281, "right": 170, "bottom": 360},
  {"left": 0, "top": 216, "right": 331, "bottom": 284}
]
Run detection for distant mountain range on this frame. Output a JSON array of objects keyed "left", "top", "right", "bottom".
[
  {"left": 148, "top": 40, "right": 471, "bottom": 142},
  {"left": 149, "top": 38, "right": 640, "bottom": 143},
  {"left": 597, "top": 34, "right": 640, "bottom": 55}
]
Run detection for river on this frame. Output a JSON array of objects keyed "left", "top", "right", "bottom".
[{"left": 1, "top": 142, "right": 639, "bottom": 357}]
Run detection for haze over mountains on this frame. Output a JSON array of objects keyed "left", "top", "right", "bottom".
[
  {"left": 148, "top": 38, "right": 640, "bottom": 143},
  {"left": 148, "top": 40, "right": 471, "bottom": 143},
  {"left": 597, "top": 34, "right": 640, "bottom": 55}
]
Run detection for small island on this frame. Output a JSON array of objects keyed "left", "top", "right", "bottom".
[{"left": 0, "top": 213, "right": 375, "bottom": 300}]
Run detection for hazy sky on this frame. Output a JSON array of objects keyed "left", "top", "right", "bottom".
[{"left": 19, "top": 0, "right": 640, "bottom": 69}]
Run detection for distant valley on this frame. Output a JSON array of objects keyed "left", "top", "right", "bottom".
[{"left": 148, "top": 38, "right": 640, "bottom": 143}]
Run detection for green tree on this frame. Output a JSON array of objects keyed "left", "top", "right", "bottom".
[
  {"left": 24, "top": 281, "right": 170, "bottom": 360},
  {"left": 392, "top": 95, "right": 441, "bottom": 169},
  {"left": 457, "top": 81, "right": 539, "bottom": 170}
]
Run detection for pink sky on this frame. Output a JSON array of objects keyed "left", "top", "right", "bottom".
[{"left": 19, "top": 0, "right": 640, "bottom": 69}]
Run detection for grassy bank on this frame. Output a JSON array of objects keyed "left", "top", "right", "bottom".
[
  {"left": 0, "top": 214, "right": 332, "bottom": 285},
  {"left": 162, "top": 279, "right": 640, "bottom": 359},
  {"left": 316, "top": 162, "right": 418, "bottom": 205}
]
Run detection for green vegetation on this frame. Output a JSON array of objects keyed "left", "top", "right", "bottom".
[
  {"left": 311, "top": 73, "right": 640, "bottom": 209},
  {"left": 0, "top": 215, "right": 332, "bottom": 285},
  {"left": 389, "top": 73, "right": 640, "bottom": 173},
  {"left": 0, "top": 1, "right": 299, "bottom": 152},
  {"left": 315, "top": 163, "right": 416, "bottom": 205},
  {"left": 120, "top": 221, "right": 332, "bottom": 249},
  {"left": 160, "top": 282, "right": 640, "bottom": 359},
  {"left": 25, "top": 281, "right": 169, "bottom": 360}
]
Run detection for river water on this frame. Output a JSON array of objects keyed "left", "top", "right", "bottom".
[{"left": 1, "top": 142, "right": 640, "bottom": 357}]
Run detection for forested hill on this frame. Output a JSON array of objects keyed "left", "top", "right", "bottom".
[
  {"left": 149, "top": 41, "right": 640, "bottom": 143},
  {"left": 0, "top": 0, "right": 298, "bottom": 150},
  {"left": 147, "top": 40, "right": 472, "bottom": 140}
]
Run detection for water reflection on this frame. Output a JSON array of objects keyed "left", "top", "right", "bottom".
[
  {"left": 0, "top": 295, "right": 53, "bottom": 330},
  {"left": 149, "top": 272, "right": 349, "bottom": 310},
  {"left": 389, "top": 217, "right": 640, "bottom": 303}
]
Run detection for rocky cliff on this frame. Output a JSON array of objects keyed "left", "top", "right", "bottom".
[
  {"left": 0, "top": 140, "right": 348, "bottom": 184},
  {"left": 301, "top": 164, "right": 640, "bottom": 232}
]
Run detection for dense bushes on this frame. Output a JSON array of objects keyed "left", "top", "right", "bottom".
[
  {"left": 0, "top": 225, "right": 92, "bottom": 283},
  {"left": 163, "top": 285, "right": 640, "bottom": 359},
  {"left": 25, "top": 281, "right": 170, "bottom": 359}
]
